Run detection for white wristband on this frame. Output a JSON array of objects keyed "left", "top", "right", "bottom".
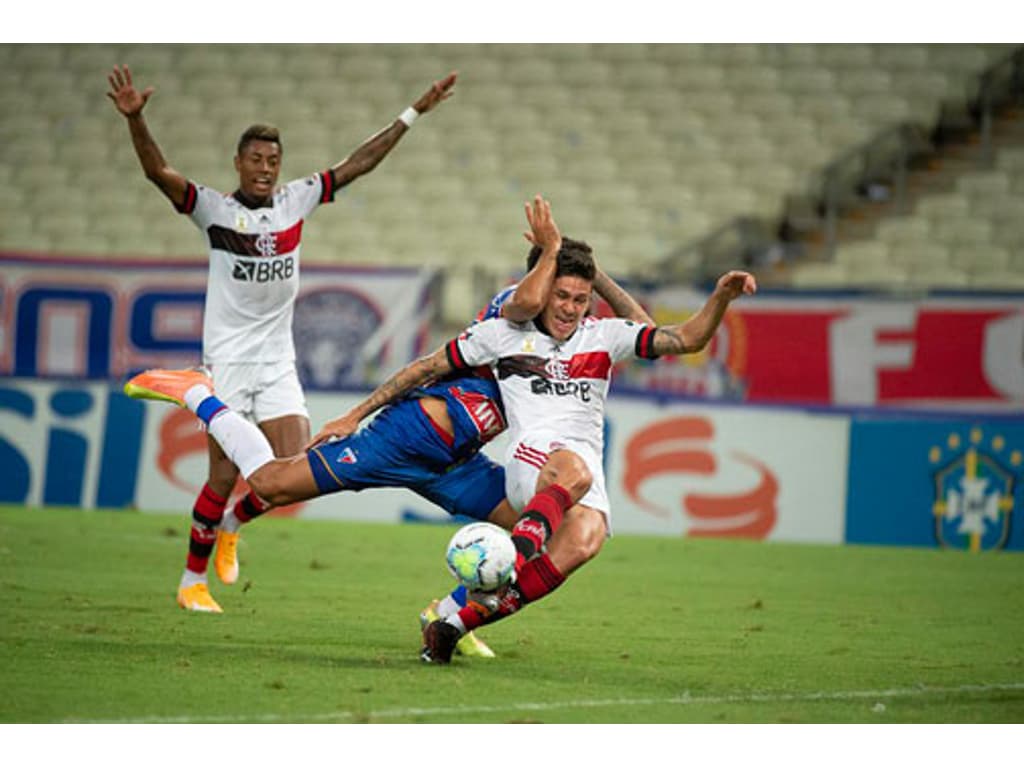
[{"left": 399, "top": 106, "right": 419, "bottom": 127}]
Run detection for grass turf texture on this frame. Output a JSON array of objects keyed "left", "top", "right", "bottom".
[{"left": 1, "top": 504, "right": 1023, "bottom": 724}]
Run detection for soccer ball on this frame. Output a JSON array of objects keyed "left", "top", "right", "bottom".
[{"left": 445, "top": 522, "right": 517, "bottom": 592}]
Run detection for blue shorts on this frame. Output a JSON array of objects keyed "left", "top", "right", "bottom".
[{"left": 307, "top": 400, "right": 505, "bottom": 521}]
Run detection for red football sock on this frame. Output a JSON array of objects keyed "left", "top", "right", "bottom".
[
  {"left": 186, "top": 483, "right": 227, "bottom": 574},
  {"left": 233, "top": 490, "right": 266, "bottom": 523},
  {"left": 454, "top": 553, "right": 567, "bottom": 632},
  {"left": 512, "top": 484, "right": 572, "bottom": 569}
]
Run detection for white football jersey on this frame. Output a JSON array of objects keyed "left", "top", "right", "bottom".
[
  {"left": 446, "top": 316, "right": 659, "bottom": 459},
  {"left": 176, "top": 172, "right": 335, "bottom": 364}
]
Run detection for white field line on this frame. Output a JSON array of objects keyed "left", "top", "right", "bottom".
[{"left": 69, "top": 681, "right": 1024, "bottom": 724}]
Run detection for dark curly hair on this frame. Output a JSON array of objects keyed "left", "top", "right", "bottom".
[
  {"left": 237, "top": 124, "right": 282, "bottom": 156},
  {"left": 526, "top": 236, "right": 596, "bottom": 281}
]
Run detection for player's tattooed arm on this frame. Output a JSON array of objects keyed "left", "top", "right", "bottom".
[
  {"left": 305, "top": 347, "right": 453, "bottom": 449},
  {"left": 330, "top": 72, "right": 457, "bottom": 189},
  {"left": 106, "top": 65, "right": 188, "bottom": 207},
  {"left": 593, "top": 267, "right": 654, "bottom": 325},
  {"left": 651, "top": 270, "right": 756, "bottom": 356}
]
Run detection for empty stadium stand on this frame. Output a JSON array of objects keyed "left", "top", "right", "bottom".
[{"left": 0, "top": 43, "right": 1021, "bottom": 323}]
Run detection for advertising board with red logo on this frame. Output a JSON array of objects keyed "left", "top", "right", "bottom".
[
  {"left": 600, "top": 398, "right": 849, "bottom": 543},
  {"left": 0, "top": 380, "right": 851, "bottom": 545},
  {"left": 605, "top": 288, "right": 1024, "bottom": 412}
]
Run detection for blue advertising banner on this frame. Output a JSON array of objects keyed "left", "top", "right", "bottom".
[{"left": 846, "top": 417, "right": 1024, "bottom": 551}]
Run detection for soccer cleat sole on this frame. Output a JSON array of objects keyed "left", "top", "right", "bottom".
[{"left": 123, "top": 368, "right": 213, "bottom": 408}]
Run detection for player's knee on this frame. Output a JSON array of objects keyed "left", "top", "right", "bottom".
[
  {"left": 539, "top": 452, "right": 592, "bottom": 502},
  {"left": 247, "top": 468, "right": 290, "bottom": 507}
]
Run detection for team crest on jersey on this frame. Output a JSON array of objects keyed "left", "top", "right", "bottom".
[
  {"left": 236, "top": 216, "right": 247, "bottom": 231},
  {"left": 254, "top": 229, "right": 277, "bottom": 257},
  {"left": 930, "top": 427, "right": 1020, "bottom": 552},
  {"left": 545, "top": 357, "right": 570, "bottom": 381},
  {"left": 336, "top": 447, "right": 358, "bottom": 465},
  {"left": 522, "top": 335, "right": 536, "bottom": 353}
]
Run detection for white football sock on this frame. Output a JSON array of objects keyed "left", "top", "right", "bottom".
[
  {"left": 220, "top": 508, "right": 241, "bottom": 534},
  {"left": 180, "top": 569, "right": 206, "bottom": 588},
  {"left": 184, "top": 384, "right": 213, "bottom": 413},
  {"left": 207, "top": 410, "right": 275, "bottom": 479},
  {"left": 437, "top": 594, "right": 461, "bottom": 618}
]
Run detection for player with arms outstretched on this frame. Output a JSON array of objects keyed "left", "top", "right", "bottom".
[
  {"left": 320, "top": 196, "right": 757, "bottom": 663},
  {"left": 107, "top": 64, "right": 457, "bottom": 613},
  {"left": 123, "top": 197, "right": 651, "bottom": 658}
]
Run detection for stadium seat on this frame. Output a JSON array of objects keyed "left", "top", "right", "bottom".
[
  {"left": 905, "top": 263, "right": 971, "bottom": 289},
  {"left": 835, "top": 241, "right": 891, "bottom": 269},
  {"left": 949, "top": 245, "right": 1011, "bottom": 272},
  {"left": 915, "top": 193, "right": 971, "bottom": 221},
  {"left": 872, "top": 45, "right": 929, "bottom": 71},
  {"left": 897, "top": 244, "right": 951, "bottom": 269},
  {"left": 3, "top": 42, "right": 1019, "bottom": 313},
  {"left": 788, "top": 260, "right": 852, "bottom": 288}
]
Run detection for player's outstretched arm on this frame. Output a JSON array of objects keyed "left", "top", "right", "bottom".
[
  {"left": 106, "top": 65, "right": 188, "bottom": 207},
  {"left": 305, "top": 346, "right": 454, "bottom": 449},
  {"left": 328, "top": 72, "right": 457, "bottom": 190},
  {"left": 593, "top": 267, "right": 654, "bottom": 325},
  {"left": 502, "top": 195, "right": 562, "bottom": 323},
  {"left": 651, "top": 270, "right": 756, "bottom": 356}
]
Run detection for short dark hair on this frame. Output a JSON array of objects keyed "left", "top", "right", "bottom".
[
  {"left": 237, "top": 124, "right": 282, "bottom": 156},
  {"left": 526, "top": 236, "right": 596, "bottom": 281}
]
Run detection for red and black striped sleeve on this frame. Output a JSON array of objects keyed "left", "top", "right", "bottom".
[
  {"left": 173, "top": 181, "right": 198, "bottom": 214},
  {"left": 319, "top": 170, "right": 337, "bottom": 204},
  {"left": 634, "top": 325, "right": 660, "bottom": 360},
  {"left": 445, "top": 336, "right": 471, "bottom": 370}
]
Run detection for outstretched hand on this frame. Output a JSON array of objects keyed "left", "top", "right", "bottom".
[
  {"left": 715, "top": 270, "right": 758, "bottom": 302},
  {"left": 106, "top": 65, "right": 154, "bottom": 117},
  {"left": 412, "top": 72, "right": 457, "bottom": 114},
  {"left": 523, "top": 194, "right": 562, "bottom": 252},
  {"left": 305, "top": 412, "right": 361, "bottom": 452}
]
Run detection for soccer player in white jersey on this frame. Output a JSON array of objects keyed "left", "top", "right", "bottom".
[
  {"left": 106, "top": 63, "right": 456, "bottom": 613},
  {"left": 320, "top": 196, "right": 757, "bottom": 662}
]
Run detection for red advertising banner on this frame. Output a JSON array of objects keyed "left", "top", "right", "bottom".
[{"left": 607, "top": 291, "right": 1024, "bottom": 411}]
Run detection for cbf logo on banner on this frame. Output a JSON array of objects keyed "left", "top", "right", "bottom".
[
  {"left": 930, "top": 427, "right": 1021, "bottom": 552},
  {"left": 847, "top": 418, "right": 1024, "bottom": 551}
]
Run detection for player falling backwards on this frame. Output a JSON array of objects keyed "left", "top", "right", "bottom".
[
  {"left": 312, "top": 196, "right": 757, "bottom": 663},
  {"left": 124, "top": 197, "right": 651, "bottom": 659},
  {"left": 106, "top": 63, "right": 456, "bottom": 615}
]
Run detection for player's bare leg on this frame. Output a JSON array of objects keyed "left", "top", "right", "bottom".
[
  {"left": 126, "top": 369, "right": 323, "bottom": 609},
  {"left": 215, "top": 413, "right": 310, "bottom": 585}
]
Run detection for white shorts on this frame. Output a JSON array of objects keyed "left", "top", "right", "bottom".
[
  {"left": 207, "top": 360, "right": 309, "bottom": 424},
  {"left": 504, "top": 431, "right": 611, "bottom": 532}
]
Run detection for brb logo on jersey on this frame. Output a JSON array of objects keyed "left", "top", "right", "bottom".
[
  {"left": 208, "top": 223, "right": 296, "bottom": 284},
  {"left": 498, "top": 355, "right": 592, "bottom": 402}
]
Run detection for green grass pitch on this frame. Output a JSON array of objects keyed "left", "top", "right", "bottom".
[{"left": 1, "top": 504, "right": 1023, "bottom": 724}]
